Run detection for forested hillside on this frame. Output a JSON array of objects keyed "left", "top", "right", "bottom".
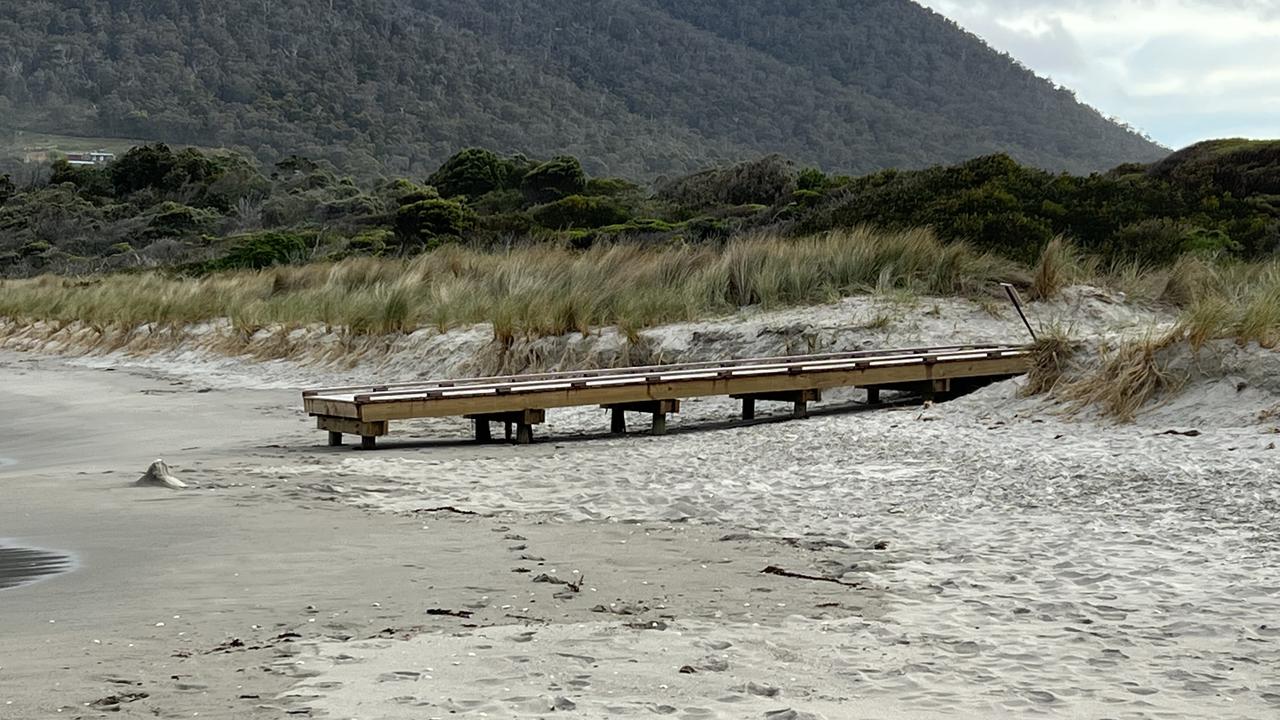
[{"left": 1, "top": 0, "right": 1164, "bottom": 177}]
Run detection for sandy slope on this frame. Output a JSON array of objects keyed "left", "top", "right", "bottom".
[{"left": 3, "top": 290, "right": 1279, "bottom": 719}]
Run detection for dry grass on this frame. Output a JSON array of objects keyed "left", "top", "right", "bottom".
[
  {"left": 1028, "top": 236, "right": 1090, "bottom": 301},
  {"left": 1020, "top": 325, "right": 1077, "bottom": 396},
  {"left": 1171, "top": 260, "right": 1280, "bottom": 347},
  {"left": 0, "top": 228, "right": 1021, "bottom": 341},
  {"left": 1058, "top": 330, "right": 1186, "bottom": 421}
]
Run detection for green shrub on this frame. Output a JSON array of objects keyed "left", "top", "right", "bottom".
[
  {"left": 428, "top": 148, "right": 528, "bottom": 199},
  {"left": 583, "top": 177, "right": 640, "bottom": 197},
  {"left": 1107, "top": 219, "right": 1192, "bottom": 266},
  {"left": 478, "top": 211, "right": 537, "bottom": 237},
  {"left": 521, "top": 156, "right": 587, "bottom": 204},
  {"left": 139, "top": 202, "right": 221, "bottom": 240},
  {"left": 319, "top": 193, "right": 386, "bottom": 220},
  {"left": 530, "top": 195, "right": 631, "bottom": 229},
  {"left": 394, "top": 198, "right": 476, "bottom": 248},
  {"left": 50, "top": 160, "right": 113, "bottom": 197},
  {"left": 792, "top": 189, "right": 824, "bottom": 208},
  {"left": 216, "top": 231, "right": 311, "bottom": 270},
  {"left": 796, "top": 167, "right": 828, "bottom": 192},
  {"left": 657, "top": 155, "right": 797, "bottom": 208},
  {"left": 347, "top": 228, "right": 394, "bottom": 255},
  {"left": 382, "top": 178, "right": 439, "bottom": 205},
  {"left": 19, "top": 240, "right": 52, "bottom": 257}
]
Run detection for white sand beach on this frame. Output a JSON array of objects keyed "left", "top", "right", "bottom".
[{"left": 2, "top": 291, "right": 1278, "bottom": 719}]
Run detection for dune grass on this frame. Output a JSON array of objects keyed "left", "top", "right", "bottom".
[
  {"left": 1032, "top": 256, "right": 1280, "bottom": 419},
  {"left": 0, "top": 228, "right": 1022, "bottom": 341}
]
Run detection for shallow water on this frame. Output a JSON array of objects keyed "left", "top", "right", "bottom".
[{"left": 0, "top": 545, "right": 74, "bottom": 591}]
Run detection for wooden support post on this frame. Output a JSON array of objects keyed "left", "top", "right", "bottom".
[
  {"left": 466, "top": 409, "right": 546, "bottom": 445},
  {"left": 516, "top": 423, "right": 534, "bottom": 445},
  {"left": 652, "top": 412, "right": 667, "bottom": 435},
  {"left": 361, "top": 435, "right": 377, "bottom": 450},
  {"left": 866, "top": 387, "right": 880, "bottom": 404},
  {"left": 327, "top": 431, "right": 344, "bottom": 447},
  {"left": 731, "top": 389, "right": 820, "bottom": 420},
  {"left": 600, "top": 400, "right": 679, "bottom": 436},
  {"left": 793, "top": 398, "right": 809, "bottom": 419}
]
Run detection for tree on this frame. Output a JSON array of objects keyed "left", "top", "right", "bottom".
[{"left": 0, "top": 174, "right": 14, "bottom": 206}]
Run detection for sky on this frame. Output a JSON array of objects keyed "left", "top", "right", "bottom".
[{"left": 915, "top": 0, "right": 1280, "bottom": 149}]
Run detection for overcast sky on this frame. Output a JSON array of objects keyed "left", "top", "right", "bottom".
[{"left": 916, "top": 0, "right": 1280, "bottom": 149}]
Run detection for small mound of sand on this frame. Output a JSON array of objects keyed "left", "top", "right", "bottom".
[{"left": 135, "top": 459, "right": 187, "bottom": 489}]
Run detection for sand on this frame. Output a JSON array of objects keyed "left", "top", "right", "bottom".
[{"left": 3, "top": 289, "right": 1279, "bottom": 718}]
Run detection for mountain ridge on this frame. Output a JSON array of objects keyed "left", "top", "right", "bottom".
[{"left": 0, "top": 0, "right": 1166, "bottom": 177}]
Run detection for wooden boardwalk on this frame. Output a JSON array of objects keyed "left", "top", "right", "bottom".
[{"left": 303, "top": 343, "right": 1031, "bottom": 448}]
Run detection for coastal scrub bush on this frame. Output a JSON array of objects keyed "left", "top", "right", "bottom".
[
  {"left": 215, "top": 230, "right": 311, "bottom": 270},
  {"left": 382, "top": 178, "right": 439, "bottom": 205},
  {"left": 394, "top": 198, "right": 475, "bottom": 249},
  {"left": 347, "top": 228, "right": 394, "bottom": 255},
  {"left": 428, "top": 148, "right": 528, "bottom": 199},
  {"left": 137, "top": 202, "right": 221, "bottom": 240},
  {"left": 530, "top": 195, "right": 631, "bottom": 229},
  {"left": 520, "top": 156, "right": 587, "bottom": 204},
  {"left": 583, "top": 177, "right": 640, "bottom": 198},
  {"left": 1106, "top": 219, "right": 1191, "bottom": 266},
  {"left": 49, "top": 159, "right": 113, "bottom": 197},
  {"left": 658, "top": 155, "right": 798, "bottom": 209}
]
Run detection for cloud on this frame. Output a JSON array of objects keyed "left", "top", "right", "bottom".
[{"left": 915, "top": 0, "right": 1280, "bottom": 148}]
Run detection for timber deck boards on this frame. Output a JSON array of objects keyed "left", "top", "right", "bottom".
[{"left": 303, "top": 343, "right": 1030, "bottom": 446}]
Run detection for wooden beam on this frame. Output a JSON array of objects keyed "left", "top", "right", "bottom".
[
  {"left": 731, "top": 389, "right": 822, "bottom": 403},
  {"left": 600, "top": 399, "right": 681, "bottom": 415},
  {"left": 465, "top": 408, "right": 547, "bottom": 426},
  {"left": 316, "top": 416, "right": 389, "bottom": 438}
]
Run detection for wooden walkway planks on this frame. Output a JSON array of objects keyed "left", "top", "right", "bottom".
[{"left": 303, "top": 343, "right": 1031, "bottom": 447}]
